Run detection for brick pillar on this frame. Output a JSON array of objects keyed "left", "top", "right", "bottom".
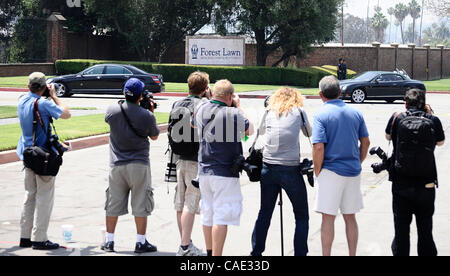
[
  {"left": 372, "top": 42, "right": 381, "bottom": 71},
  {"left": 391, "top": 43, "right": 399, "bottom": 71},
  {"left": 46, "top": 13, "right": 67, "bottom": 62},
  {"left": 437, "top": 44, "right": 444, "bottom": 79},
  {"left": 408, "top": 44, "right": 416, "bottom": 79},
  {"left": 424, "top": 44, "right": 430, "bottom": 81}
]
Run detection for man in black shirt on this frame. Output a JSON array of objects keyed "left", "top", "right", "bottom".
[{"left": 385, "top": 89, "right": 445, "bottom": 256}]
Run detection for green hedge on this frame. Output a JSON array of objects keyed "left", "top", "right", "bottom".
[{"left": 55, "top": 59, "right": 329, "bottom": 87}]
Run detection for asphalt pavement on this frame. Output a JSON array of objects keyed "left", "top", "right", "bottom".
[{"left": 0, "top": 92, "right": 449, "bottom": 256}]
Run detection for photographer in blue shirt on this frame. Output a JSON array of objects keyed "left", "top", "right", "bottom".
[{"left": 17, "top": 72, "right": 71, "bottom": 250}]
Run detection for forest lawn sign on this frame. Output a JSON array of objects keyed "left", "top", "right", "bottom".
[{"left": 186, "top": 36, "right": 245, "bottom": 66}]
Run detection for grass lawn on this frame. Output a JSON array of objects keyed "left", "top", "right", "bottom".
[
  {"left": 1, "top": 75, "right": 448, "bottom": 93},
  {"left": 423, "top": 79, "right": 450, "bottom": 91},
  {"left": 0, "top": 106, "right": 18, "bottom": 119},
  {"left": 0, "top": 106, "right": 97, "bottom": 119},
  {"left": 0, "top": 112, "right": 169, "bottom": 151}
]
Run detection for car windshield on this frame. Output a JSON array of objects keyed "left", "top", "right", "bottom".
[{"left": 352, "top": 72, "right": 379, "bottom": 81}]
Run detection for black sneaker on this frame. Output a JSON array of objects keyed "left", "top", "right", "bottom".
[
  {"left": 101, "top": 241, "right": 115, "bottom": 253},
  {"left": 20, "top": 238, "right": 32, "bottom": 248},
  {"left": 134, "top": 240, "right": 157, "bottom": 254},
  {"left": 32, "top": 240, "right": 60, "bottom": 250}
]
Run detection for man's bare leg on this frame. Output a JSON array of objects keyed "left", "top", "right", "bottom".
[
  {"left": 203, "top": 225, "right": 212, "bottom": 254},
  {"left": 135, "top": 217, "right": 147, "bottom": 235},
  {"left": 321, "top": 214, "right": 336, "bottom": 256},
  {"left": 106, "top": 216, "right": 118, "bottom": 234},
  {"left": 181, "top": 211, "right": 196, "bottom": 246},
  {"left": 212, "top": 225, "right": 228, "bottom": 256},
  {"left": 343, "top": 214, "right": 358, "bottom": 256}
]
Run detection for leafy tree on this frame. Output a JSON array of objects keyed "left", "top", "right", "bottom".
[
  {"left": 423, "top": 22, "right": 450, "bottom": 47},
  {"left": 84, "top": 0, "right": 215, "bottom": 62},
  {"left": 0, "top": 0, "right": 21, "bottom": 62},
  {"left": 215, "top": 0, "right": 340, "bottom": 66},
  {"left": 408, "top": 0, "right": 421, "bottom": 44},
  {"left": 425, "top": 0, "right": 450, "bottom": 17},
  {"left": 371, "top": 6, "right": 389, "bottom": 43},
  {"left": 394, "top": 3, "right": 409, "bottom": 44},
  {"left": 404, "top": 23, "right": 419, "bottom": 44}
]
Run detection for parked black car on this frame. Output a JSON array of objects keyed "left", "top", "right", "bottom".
[
  {"left": 46, "top": 64, "right": 165, "bottom": 97},
  {"left": 340, "top": 71, "right": 426, "bottom": 103}
]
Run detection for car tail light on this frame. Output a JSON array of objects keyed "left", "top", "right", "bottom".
[{"left": 152, "top": 75, "right": 160, "bottom": 84}]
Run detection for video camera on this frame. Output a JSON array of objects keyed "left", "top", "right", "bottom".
[
  {"left": 140, "top": 90, "right": 158, "bottom": 110},
  {"left": 48, "top": 134, "right": 67, "bottom": 156},
  {"left": 369, "top": 146, "right": 391, "bottom": 174}
]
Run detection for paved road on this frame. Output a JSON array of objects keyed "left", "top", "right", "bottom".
[{"left": 0, "top": 93, "right": 449, "bottom": 256}]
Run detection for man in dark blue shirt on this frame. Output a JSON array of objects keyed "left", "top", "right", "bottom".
[{"left": 194, "top": 79, "right": 254, "bottom": 256}]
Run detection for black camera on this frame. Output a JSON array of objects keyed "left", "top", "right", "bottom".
[
  {"left": 43, "top": 83, "right": 60, "bottom": 98},
  {"left": 369, "top": 146, "right": 391, "bottom": 174},
  {"left": 140, "top": 90, "right": 158, "bottom": 110},
  {"left": 231, "top": 155, "right": 258, "bottom": 178},
  {"left": 300, "top": 158, "right": 314, "bottom": 187},
  {"left": 192, "top": 177, "right": 200, "bottom": 189},
  {"left": 48, "top": 134, "right": 67, "bottom": 156}
]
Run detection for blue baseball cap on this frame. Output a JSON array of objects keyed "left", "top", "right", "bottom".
[{"left": 123, "top": 78, "right": 145, "bottom": 98}]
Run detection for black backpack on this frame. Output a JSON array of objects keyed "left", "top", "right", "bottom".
[
  {"left": 168, "top": 98, "right": 200, "bottom": 156},
  {"left": 394, "top": 110, "right": 436, "bottom": 177}
]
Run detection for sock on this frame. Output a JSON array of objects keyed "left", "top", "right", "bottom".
[
  {"left": 106, "top": 233, "right": 114, "bottom": 243},
  {"left": 207, "top": 249, "right": 213, "bottom": 256},
  {"left": 181, "top": 244, "right": 189, "bottom": 250},
  {"left": 137, "top": 234, "right": 146, "bottom": 245}
]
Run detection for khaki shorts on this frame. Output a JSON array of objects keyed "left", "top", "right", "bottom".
[
  {"left": 174, "top": 160, "right": 201, "bottom": 214},
  {"left": 105, "top": 163, "right": 154, "bottom": 217}
]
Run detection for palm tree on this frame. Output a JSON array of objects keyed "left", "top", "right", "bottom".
[
  {"left": 388, "top": 7, "right": 395, "bottom": 42},
  {"left": 394, "top": 3, "right": 409, "bottom": 44},
  {"left": 371, "top": 6, "right": 389, "bottom": 42},
  {"left": 408, "top": 0, "right": 421, "bottom": 44}
]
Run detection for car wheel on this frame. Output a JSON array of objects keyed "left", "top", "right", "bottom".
[
  {"left": 56, "top": 83, "right": 70, "bottom": 97},
  {"left": 351, "top": 88, "right": 366, "bottom": 103}
]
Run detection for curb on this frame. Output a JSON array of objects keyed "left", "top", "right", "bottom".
[{"left": 0, "top": 123, "right": 169, "bottom": 165}]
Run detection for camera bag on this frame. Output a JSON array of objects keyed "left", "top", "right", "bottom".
[
  {"left": 23, "top": 99, "right": 62, "bottom": 176},
  {"left": 245, "top": 111, "right": 268, "bottom": 182}
]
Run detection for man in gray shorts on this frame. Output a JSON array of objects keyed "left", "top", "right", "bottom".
[{"left": 102, "top": 78, "right": 160, "bottom": 254}]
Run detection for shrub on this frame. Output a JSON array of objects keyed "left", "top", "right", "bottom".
[
  {"left": 55, "top": 59, "right": 329, "bottom": 87},
  {"left": 312, "top": 65, "right": 357, "bottom": 79}
]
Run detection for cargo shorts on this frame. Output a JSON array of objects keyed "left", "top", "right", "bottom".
[
  {"left": 174, "top": 160, "right": 201, "bottom": 214},
  {"left": 105, "top": 163, "right": 155, "bottom": 217}
]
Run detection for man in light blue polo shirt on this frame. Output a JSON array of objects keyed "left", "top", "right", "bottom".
[
  {"left": 312, "top": 76, "right": 370, "bottom": 256},
  {"left": 17, "top": 72, "right": 71, "bottom": 251}
]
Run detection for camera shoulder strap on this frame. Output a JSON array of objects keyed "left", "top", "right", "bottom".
[
  {"left": 118, "top": 100, "right": 147, "bottom": 139},
  {"left": 249, "top": 110, "right": 268, "bottom": 154},
  {"left": 299, "top": 108, "right": 313, "bottom": 149},
  {"left": 32, "top": 98, "right": 52, "bottom": 146}
]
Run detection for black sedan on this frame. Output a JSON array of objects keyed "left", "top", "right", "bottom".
[
  {"left": 46, "top": 64, "right": 165, "bottom": 97},
  {"left": 340, "top": 71, "right": 426, "bottom": 103}
]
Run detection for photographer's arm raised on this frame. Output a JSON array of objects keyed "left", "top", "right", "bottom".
[{"left": 49, "top": 84, "right": 71, "bottom": 119}]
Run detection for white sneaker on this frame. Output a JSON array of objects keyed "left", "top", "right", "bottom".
[{"left": 176, "top": 243, "right": 203, "bottom": 256}]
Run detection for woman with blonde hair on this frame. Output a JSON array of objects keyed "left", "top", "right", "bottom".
[{"left": 251, "top": 87, "right": 312, "bottom": 256}]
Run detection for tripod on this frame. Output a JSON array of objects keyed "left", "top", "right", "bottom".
[{"left": 278, "top": 187, "right": 284, "bottom": 256}]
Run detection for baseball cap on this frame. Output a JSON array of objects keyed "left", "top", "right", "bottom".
[
  {"left": 29, "top": 72, "right": 47, "bottom": 89},
  {"left": 123, "top": 78, "right": 145, "bottom": 98}
]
